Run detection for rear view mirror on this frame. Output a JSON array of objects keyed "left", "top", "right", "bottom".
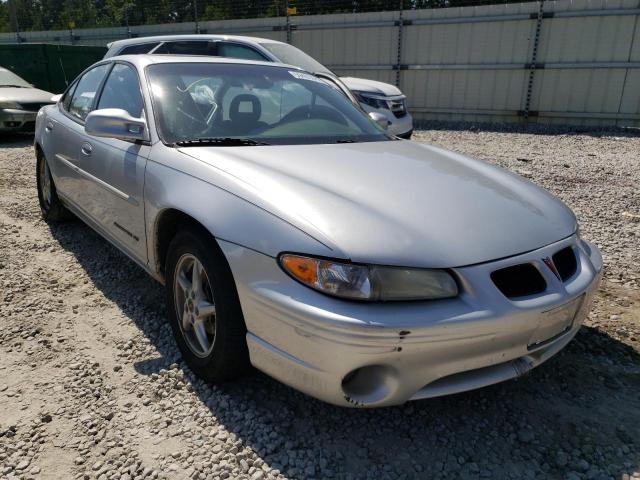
[
  {"left": 85, "top": 108, "right": 149, "bottom": 142},
  {"left": 368, "top": 111, "right": 390, "bottom": 130}
]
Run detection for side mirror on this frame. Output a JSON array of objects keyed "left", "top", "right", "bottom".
[
  {"left": 368, "top": 111, "right": 390, "bottom": 130},
  {"left": 85, "top": 108, "right": 149, "bottom": 142},
  {"left": 51, "top": 94, "right": 62, "bottom": 103}
]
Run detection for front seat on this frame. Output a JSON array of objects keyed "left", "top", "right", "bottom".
[{"left": 227, "top": 94, "right": 267, "bottom": 135}]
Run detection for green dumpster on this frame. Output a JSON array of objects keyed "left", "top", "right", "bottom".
[{"left": 0, "top": 44, "right": 107, "bottom": 94}]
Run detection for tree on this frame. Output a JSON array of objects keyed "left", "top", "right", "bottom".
[
  {"left": 59, "top": 0, "right": 100, "bottom": 28},
  {"left": 0, "top": 0, "right": 527, "bottom": 32}
]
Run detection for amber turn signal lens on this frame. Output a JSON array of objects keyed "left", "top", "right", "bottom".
[{"left": 280, "top": 255, "right": 318, "bottom": 286}]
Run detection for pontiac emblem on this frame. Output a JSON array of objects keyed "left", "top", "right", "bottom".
[{"left": 542, "top": 256, "right": 561, "bottom": 280}]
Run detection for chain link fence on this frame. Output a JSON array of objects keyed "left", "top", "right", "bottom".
[{"left": 3, "top": 0, "right": 540, "bottom": 34}]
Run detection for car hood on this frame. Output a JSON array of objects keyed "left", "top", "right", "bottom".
[
  {"left": 339, "top": 77, "right": 403, "bottom": 97},
  {"left": 179, "top": 141, "right": 576, "bottom": 268},
  {"left": 0, "top": 87, "right": 55, "bottom": 104}
]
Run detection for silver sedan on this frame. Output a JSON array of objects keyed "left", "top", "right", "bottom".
[
  {"left": 0, "top": 67, "right": 55, "bottom": 132},
  {"left": 34, "top": 55, "right": 602, "bottom": 407}
]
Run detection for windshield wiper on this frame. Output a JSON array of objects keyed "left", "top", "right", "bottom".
[
  {"left": 174, "top": 137, "right": 270, "bottom": 147},
  {"left": 0, "top": 84, "right": 27, "bottom": 88}
]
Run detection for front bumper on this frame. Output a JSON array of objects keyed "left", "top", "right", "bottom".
[
  {"left": 0, "top": 109, "right": 37, "bottom": 132},
  {"left": 219, "top": 235, "right": 602, "bottom": 407}
]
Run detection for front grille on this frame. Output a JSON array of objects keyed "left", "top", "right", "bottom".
[
  {"left": 491, "top": 264, "right": 547, "bottom": 299},
  {"left": 552, "top": 247, "right": 577, "bottom": 281},
  {"left": 18, "top": 102, "right": 50, "bottom": 112},
  {"left": 388, "top": 98, "right": 407, "bottom": 118}
]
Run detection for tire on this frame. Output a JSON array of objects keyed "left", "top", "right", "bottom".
[
  {"left": 36, "top": 150, "right": 69, "bottom": 222},
  {"left": 165, "top": 227, "right": 249, "bottom": 382}
]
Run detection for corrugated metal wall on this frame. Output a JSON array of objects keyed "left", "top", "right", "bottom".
[{"left": 1, "top": 0, "right": 638, "bottom": 126}]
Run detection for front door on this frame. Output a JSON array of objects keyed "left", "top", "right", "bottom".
[{"left": 78, "top": 62, "right": 149, "bottom": 261}]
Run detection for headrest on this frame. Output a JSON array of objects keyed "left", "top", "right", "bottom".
[{"left": 229, "top": 94, "right": 261, "bottom": 123}]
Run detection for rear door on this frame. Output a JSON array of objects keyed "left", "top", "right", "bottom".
[{"left": 46, "top": 63, "right": 110, "bottom": 206}]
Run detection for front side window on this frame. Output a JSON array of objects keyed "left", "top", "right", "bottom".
[
  {"left": 217, "top": 43, "right": 267, "bottom": 62},
  {"left": 97, "top": 63, "right": 144, "bottom": 118},
  {"left": 68, "top": 64, "right": 110, "bottom": 121},
  {"left": 146, "top": 62, "right": 391, "bottom": 145}
]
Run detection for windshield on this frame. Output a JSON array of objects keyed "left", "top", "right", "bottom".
[
  {"left": 0, "top": 68, "right": 31, "bottom": 88},
  {"left": 260, "top": 43, "right": 332, "bottom": 75},
  {"left": 147, "top": 63, "right": 391, "bottom": 146}
]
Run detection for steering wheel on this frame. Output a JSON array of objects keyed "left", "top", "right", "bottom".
[{"left": 278, "top": 105, "right": 348, "bottom": 127}]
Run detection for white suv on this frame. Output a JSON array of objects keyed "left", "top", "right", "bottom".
[{"left": 104, "top": 35, "right": 413, "bottom": 138}]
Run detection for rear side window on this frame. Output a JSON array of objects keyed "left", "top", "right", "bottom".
[
  {"left": 97, "top": 63, "right": 144, "bottom": 118},
  {"left": 68, "top": 64, "right": 110, "bottom": 121},
  {"left": 154, "top": 41, "right": 215, "bottom": 55},
  {"left": 217, "top": 43, "right": 267, "bottom": 61},
  {"left": 119, "top": 43, "right": 160, "bottom": 55}
]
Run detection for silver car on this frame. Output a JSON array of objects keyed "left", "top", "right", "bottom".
[
  {"left": 34, "top": 55, "right": 602, "bottom": 407},
  {"left": 104, "top": 35, "right": 414, "bottom": 138},
  {"left": 0, "top": 67, "right": 55, "bottom": 132}
]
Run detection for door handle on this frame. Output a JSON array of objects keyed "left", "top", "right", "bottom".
[
  {"left": 45, "top": 121, "right": 53, "bottom": 132},
  {"left": 81, "top": 142, "right": 93, "bottom": 156}
]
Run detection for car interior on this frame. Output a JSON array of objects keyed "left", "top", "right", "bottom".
[{"left": 149, "top": 64, "right": 381, "bottom": 144}]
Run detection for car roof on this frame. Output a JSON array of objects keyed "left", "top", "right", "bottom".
[
  {"left": 108, "top": 53, "right": 303, "bottom": 71},
  {"left": 107, "top": 34, "right": 283, "bottom": 51}
]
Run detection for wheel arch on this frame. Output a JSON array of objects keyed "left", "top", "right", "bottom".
[
  {"left": 153, "top": 208, "right": 221, "bottom": 280},
  {"left": 34, "top": 141, "right": 44, "bottom": 158}
]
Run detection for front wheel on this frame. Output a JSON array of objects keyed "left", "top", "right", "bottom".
[
  {"left": 165, "top": 228, "right": 249, "bottom": 382},
  {"left": 36, "top": 150, "right": 68, "bottom": 222}
]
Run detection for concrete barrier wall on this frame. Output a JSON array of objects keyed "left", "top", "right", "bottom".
[{"left": 2, "top": 0, "right": 638, "bottom": 126}]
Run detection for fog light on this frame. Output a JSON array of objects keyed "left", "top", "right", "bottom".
[{"left": 341, "top": 365, "right": 399, "bottom": 406}]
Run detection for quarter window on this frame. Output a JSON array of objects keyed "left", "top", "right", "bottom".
[
  {"left": 97, "top": 64, "right": 144, "bottom": 118},
  {"left": 119, "top": 43, "right": 160, "bottom": 55},
  {"left": 68, "top": 64, "right": 110, "bottom": 121},
  {"left": 217, "top": 43, "right": 267, "bottom": 61},
  {"left": 61, "top": 81, "right": 78, "bottom": 111}
]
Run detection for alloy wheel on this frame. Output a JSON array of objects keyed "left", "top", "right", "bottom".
[
  {"left": 173, "top": 254, "right": 217, "bottom": 357},
  {"left": 39, "top": 157, "right": 52, "bottom": 209}
]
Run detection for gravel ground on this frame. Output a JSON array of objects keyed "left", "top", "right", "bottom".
[{"left": 0, "top": 128, "right": 639, "bottom": 480}]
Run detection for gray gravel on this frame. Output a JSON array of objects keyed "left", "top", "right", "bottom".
[{"left": 0, "top": 129, "right": 639, "bottom": 480}]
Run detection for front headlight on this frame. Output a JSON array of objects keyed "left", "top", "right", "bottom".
[
  {"left": 353, "top": 91, "right": 388, "bottom": 110},
  {"left": 0, "top": 101, "right": 21, "bottom": 110},
  {"left": 279, "top": 254, "right": 458, "bottom": 301}
]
